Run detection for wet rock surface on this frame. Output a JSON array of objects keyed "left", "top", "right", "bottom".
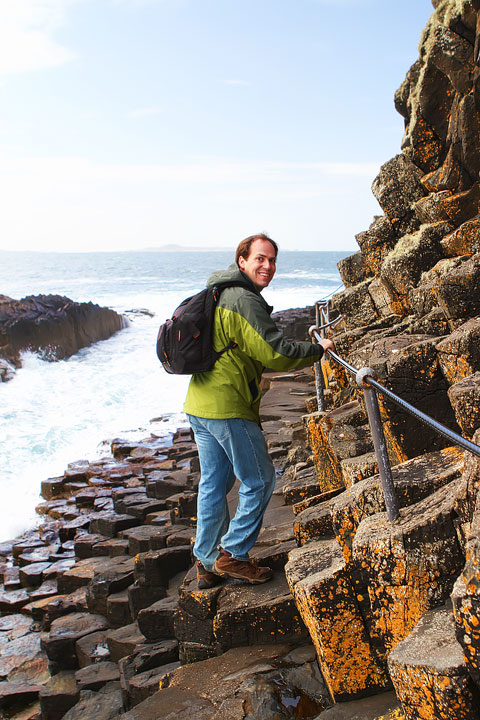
[
  {"left": 117, "top": 644, "right": 329, "bottom": 720},
  {"left": 0, "top": 294, "right": 127, "bottom": 373}
]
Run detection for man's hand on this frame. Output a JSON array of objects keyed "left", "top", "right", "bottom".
[{"left": 319, "top": 338, "right": 335, "bottom": 354}]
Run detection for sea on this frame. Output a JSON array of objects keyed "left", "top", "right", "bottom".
[{"left": 0, "top": 249, "right": 348, "bottom": 542}]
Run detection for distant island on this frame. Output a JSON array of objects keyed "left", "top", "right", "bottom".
[{"left": 140, "top": 244, "right": 234, "bottom": 252}]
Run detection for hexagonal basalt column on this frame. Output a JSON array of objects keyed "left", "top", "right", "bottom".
[
  {"left": 352, "top": 479, "right": 465, "bottom": 658},
  {"left": 285, "top": 540, "right": 390, "bottom": 702},
  {"left": 303, "top": 412, "right": 344, "bottom": 494},
  {"left": 388, "top": 603, "right": 480, "bottom": 720}
]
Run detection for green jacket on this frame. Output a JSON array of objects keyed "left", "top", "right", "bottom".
[{"left": 183, "top": 264, "right": 324, "bottom": 423}]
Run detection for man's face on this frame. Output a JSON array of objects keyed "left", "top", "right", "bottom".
[{"left": 238, "top": 238, "right": 277, "bottom": 291}]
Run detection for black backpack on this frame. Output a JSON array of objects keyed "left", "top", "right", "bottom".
[{"left": 156, "top": 282, "right": 241, "bottom": 374}]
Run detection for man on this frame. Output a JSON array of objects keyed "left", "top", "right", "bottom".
[{"left": 184, "top": 233, "right": 334, "bottom": 588}]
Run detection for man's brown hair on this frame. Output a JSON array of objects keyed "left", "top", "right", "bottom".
[{"left": 235, "top": 233, "right": 278, "bottom": 265}]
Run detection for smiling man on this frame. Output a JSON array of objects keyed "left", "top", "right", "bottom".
[{"left": 184, "top": 233, "right": 334, "bottom": 588}]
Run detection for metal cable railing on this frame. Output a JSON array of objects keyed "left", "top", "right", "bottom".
[
  {"left": 317, "top": 316, "right": 343, "bottom": 333},
  {"left": 309, "top": 316, "right": 480, "bottom": 522},
  {"left": 319, "top": 282, "right": 344, "bottom": 300},
  {"left": 366, "top": 375, "right": 480, "bottom": 457},
  {"left": 327, "top": 348, "right": 357, "bottom": 377},
  {"left": 313, "top": 300, "right": 343, "bottom": 412}
]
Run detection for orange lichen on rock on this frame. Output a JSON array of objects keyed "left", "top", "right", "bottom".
[
  {"left": 439, "top": 353, "right": 476, "bottom": 386},
  {"left": 340, "top": 452, "right": 379, "bottom": 488},
  {"left": 293, "top": 495, "right": 337, "bottom": 546},
  {"left": 285, "top": 540, "right": 390, "bottom": 702},
  {"left": 332, "top": 446, "right": 463, "bottom": 566},
  {"left": 353, "top": 480, "right": 465, "bottom": 659},
  {"left": 448, "top": 372, "right": 480, "bottom": 438},
  {"left": 322, "top": 350, "right": 351, "bottom": 393},
  {"left": 441, "top": 216, "right": 480, "bottom": 257},
  {"left": 452, "top": 490, "right": 480, "bottom": 688},
  {"left": 303, "top": 412, "right": 344, "bottom": 494},
  {"left": 437, "top": 317, "right": 480, "bottom": 386},
  {"left": 331, "top": 478, "right": 384, "bottom": 565},
  {"left": 388, "top": 604, "right": 479, "bottom": 720},
  {"left": 377, "top": 397, "right": 410, "bottom": 466},
  {"left": 441, "top": 183, "right": 480, "bottom": 227},
  {"left": 407, "top": 115, "right": 444, "bottom": 173}
]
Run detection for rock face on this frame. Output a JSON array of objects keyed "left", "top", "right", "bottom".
[
  {"left": 272, "top": 306, "right": 317, "bottom": 341},
  {"left": 0, "top": 294, "right": 127, "bottom": 374},
  {"left": 292, "top": 1, "right": 480, "bottom": 716}
]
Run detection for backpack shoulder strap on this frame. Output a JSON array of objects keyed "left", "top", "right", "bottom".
[
  {"left": 211, "top": 279, "right": 250, "bottom": 298},
  {"left": 209, "top": 281, "right": 247, "bottom": 358}
]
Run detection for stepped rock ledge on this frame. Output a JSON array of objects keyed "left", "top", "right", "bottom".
[{"left": 4, "top": 1, "right": 480, "bottom": 718}]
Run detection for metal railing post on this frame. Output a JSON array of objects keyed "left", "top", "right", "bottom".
[
  {"left": 356, "top": 367, "right": 400, "bottom": 522},
  {"left": 314, "top": 302, "right": 325, "bottom": 412}
]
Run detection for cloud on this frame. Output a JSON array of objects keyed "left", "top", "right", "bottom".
[{"left": 0, "top": 0, "right": 79, "bottom": 76}]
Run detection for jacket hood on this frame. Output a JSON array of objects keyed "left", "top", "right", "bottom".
[
  {"left": 206, "top": 263, "right": 273, "bottom": 314},
  {"left": 206, "top": 264, "right": 258, "bottom": 293}
]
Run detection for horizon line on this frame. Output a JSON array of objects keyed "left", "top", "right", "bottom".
[{"left": 0, "top": 246, "right": 355, "bottom": 254}]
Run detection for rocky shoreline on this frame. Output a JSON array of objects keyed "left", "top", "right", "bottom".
[
  {"left": 0, "top": 294, "right": 127, "bottom": 381},
  {"left": 0, "top": 367, "right": 357, "bottom": 720}
]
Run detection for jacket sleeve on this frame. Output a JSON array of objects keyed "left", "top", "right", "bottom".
[{"left": 221, "top": 291, "right": 324, "bottom": 370}]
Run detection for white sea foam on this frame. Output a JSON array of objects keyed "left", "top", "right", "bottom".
[{"left": 1, "top": 317, "right": 190, "bottom": 540}]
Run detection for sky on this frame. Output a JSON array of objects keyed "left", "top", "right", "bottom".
[{"left": 0, "top": 0, "right": 434, "bottom": 253}]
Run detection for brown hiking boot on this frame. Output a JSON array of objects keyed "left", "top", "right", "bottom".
[
  {"left": 196, "top": 560, "right": 223, "bottom": 590},
  {"left": 214, "top": 548, "right": 273, "bottom": 584}
]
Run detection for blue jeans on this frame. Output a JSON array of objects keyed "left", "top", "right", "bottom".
[{"left": 187, "top": 415, "right": 276, "bottom": 570}]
